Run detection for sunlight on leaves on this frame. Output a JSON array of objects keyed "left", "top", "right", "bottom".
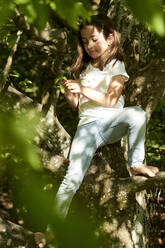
[
  {"left": 46, "top": 0, "right": 56, "bottom": 11},
  {"left": 14, "top": 0, "right": 30, "bottom": 4},
  {"left": 26, "top": 3, "right": 37, "bottom": 23},
  {"left": 150, "top": 12, "right": 165, "bottom": 36}
]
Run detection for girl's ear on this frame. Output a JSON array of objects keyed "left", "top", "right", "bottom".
[{"left": 107, "top": 33, "right": 114, "bottom": 46}]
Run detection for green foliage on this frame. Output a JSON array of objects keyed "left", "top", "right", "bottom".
[
  {"left": 7, "top": 45, "right": 46, "bottom": 99},
  {"left": 123, "top": 0, "right": 165, "bottom": 36},
  {"left": 147, "top": 100, "right": 165, "bottom": 168},
  {"left": 0, "top": 0, "right": 91, "bottom": 32},
  {"left": 0, "top": 23, "right": 16, "bottom": 42},
  {"left": 0, "top": 0, "right": 14, "bottom": 27},
  {"left": 14, "top": 0, "right": 49, "bottom": 30},
  {"left": 0, "top": 108, "right": 42, "bottom": 172},
  {"left": 0, "top": 0, "right": 164, "bottom": 36},
  {"left": 0, "top": 105, "right": 55, "bottom": 233},
  {"left": 52, "top": 0, "right": 91, "bottom": 29}
]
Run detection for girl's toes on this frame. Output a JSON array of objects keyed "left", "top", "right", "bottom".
[
  {"left": 129, "top": 165, "right": 157, "bottom": 177},
  {"left": 149, "top": 166, "right": 159, "bottom": 175}
]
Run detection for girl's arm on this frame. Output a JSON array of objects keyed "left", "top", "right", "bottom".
[
  {"left": 64, "top": 75, "right": 126, "bottom": 108},
  {"left": 62, "top": 80, "right": 79, "bottom": 109}
]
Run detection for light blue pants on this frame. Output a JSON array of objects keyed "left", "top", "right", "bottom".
[{"left": 54, "top": 106, "right": 146, "bottom": 219}]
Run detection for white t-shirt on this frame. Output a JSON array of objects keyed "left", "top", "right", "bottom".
[{"left": 78, "top": 59, "right": 129, "bottom": 126}]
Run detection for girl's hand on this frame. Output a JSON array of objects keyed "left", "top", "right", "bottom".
[
  {"left": 63, "top": 80, "right": 82, "bottom": 94},
  {"left": 59, "top": 79, "right": 79, "bottom": 109},
  {"left": 59, "top": 79, "right": 68, "bottom": 89}
]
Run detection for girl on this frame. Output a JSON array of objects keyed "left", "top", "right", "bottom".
[{"left": 54, "top": 15, "right": 159, "bottom": 220}]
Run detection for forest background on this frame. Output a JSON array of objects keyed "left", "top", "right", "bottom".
[{"left": 0, "top": 0, "right": 165, "bottom": 247}]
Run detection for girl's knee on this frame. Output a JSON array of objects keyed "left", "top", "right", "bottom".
[
  {"left": 134, "top": 106, "right": 146, "bottom": 120},
  {"left": 126, "top": 106, "right": 146, "bottom": 126},
  {"left": 136, "top": 107, "right": 146, "bottom": 121},
  {"left": 128, "top": 106, "right": 145, "bottom": 114}
]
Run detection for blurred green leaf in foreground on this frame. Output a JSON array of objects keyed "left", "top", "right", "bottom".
[{"left": 123, "top": 0, "right": 165, "bottom": 36}]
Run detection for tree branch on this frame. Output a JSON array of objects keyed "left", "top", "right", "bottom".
[
  {"left": 3, "top": 86, "right": 71, "bottom": 158},
  {"left": 113, "top": 172, "right": 165, "bottom": 194}
]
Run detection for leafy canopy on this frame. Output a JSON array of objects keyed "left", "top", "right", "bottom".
[
  {"left": 0, "top": 0, "right": 90, "bottom": 30},
  {"left": 0, "top": 0, "right": 164, "bottom": 35}
]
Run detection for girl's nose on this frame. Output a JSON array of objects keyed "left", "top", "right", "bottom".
[{"left": 87, "top": 40, "right": 93, "bottom": 50}]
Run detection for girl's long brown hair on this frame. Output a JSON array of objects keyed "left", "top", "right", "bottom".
[{"left": 70, "top": 15, "right": 124, "bottom": 79}]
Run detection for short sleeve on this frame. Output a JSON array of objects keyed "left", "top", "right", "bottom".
[{"left": 106, "top": 59, "right": 129, "bottom": 81}]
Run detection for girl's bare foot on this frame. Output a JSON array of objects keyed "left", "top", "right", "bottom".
[{"left": 129, "top": 164, "right": 159, "bottom": 177}]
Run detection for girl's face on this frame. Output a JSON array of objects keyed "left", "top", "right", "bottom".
[{"left": 80, "top": 25, "right": 110, "bottom": 59}]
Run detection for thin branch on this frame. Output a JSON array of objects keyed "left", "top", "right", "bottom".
[
  {"left": 19, "top": 40, "right": 57, "bottom": 56},
  {"left": 0, "top": 30, "right": 22, "bottom": 92}
]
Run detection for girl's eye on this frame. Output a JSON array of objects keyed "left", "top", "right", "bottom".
[{"left": 82, "top": 39, "right": 98, "bottom": 44}]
